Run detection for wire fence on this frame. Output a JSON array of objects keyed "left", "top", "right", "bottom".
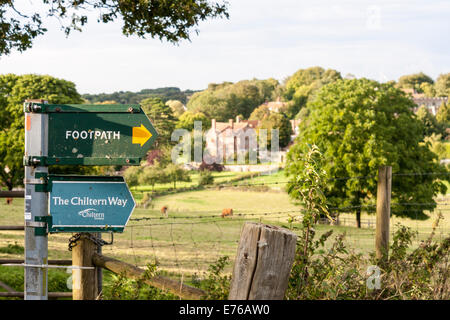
[
  {"left": 99, "top": 170, "right": 450, "bottom": 276},
  {"left": 1, "top": 170, "right": 450, "bottom": 279}
]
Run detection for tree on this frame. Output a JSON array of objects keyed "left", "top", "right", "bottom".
[
  {"left": 257, "top": 112, "right": 293, "bottom": 149},
  {"left": 436, "top": 102, "right": 450, "bottom": 125},
  {"left": 0, "top": 0, "right": 229, "bottom": 56},
  {"left": 249, "top": 104, "right": 271, "bottom": 120},
  {"left": 187, "top": 78, "right": 281, "bottom": 121},
  {"left": 416, "top": 105, "right": 443, "bottom": 137},
  {"left": 166, "top": 100, "right": 186, "bottom": 118},
  {"left": 397, "top": 72, "right": 434, "bottom": 93},
  {"left": 419, "top": 82, "right": 436, "bottom": 97},
  {"left": 435, "top": 73, "right": 450, "bottom": 97},
  {"left": 122, "top": 166, "right": 142, "bottom": 189},
  {"left": 286, "top": 78, "right": 449, "bottom": 228},
  {"left": 139, "top": 165, "right": 167, "bottom": 192},
  {"left": 283, "top": 67, "right": 342, "bottom": 118},
  {"left": 164, "top": 163, "right": 191, "bottom": 189},
  {"left": 141, "top": 97, "right": 176, "bottom": 147},
  {"left": 176, "top": 111, "right": 210, "bottom": 131},
  {"left": 0, "top": 74, "right": 84, "bottom": 190}
]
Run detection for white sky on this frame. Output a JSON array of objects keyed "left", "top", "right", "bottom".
[{"left": 0, "top": 0, "right": 449, "bottom": 94}]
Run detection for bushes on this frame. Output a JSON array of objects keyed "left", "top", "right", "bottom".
[
  {"left": 286, "top": 216, "right": 449, "bottom": 300},
  {"left": 284, "top": 144, "right": 449, "bottom": 300},
  {"left": 198, "top": 170, "right": 214, "bottom": 186}
]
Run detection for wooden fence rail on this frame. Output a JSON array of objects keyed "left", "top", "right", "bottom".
[
  {"left": 92, "top": 253, "right": 206, "bottom": 300},
  {"left": 0, "top": 191, "right": 24, "bottom": 198},
  {"left": 0, "top": 226, "right": 24, "bottom": 231}
]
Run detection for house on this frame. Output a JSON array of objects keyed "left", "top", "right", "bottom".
[
  {"left": 205, "top": 117, "right": 259, "bottom": 163},
  {"left": 402, "top": 89, "right": 448, "bottom": 115},
  {"left": 204, "top": 115, "right": 302, "bottom": 164}
]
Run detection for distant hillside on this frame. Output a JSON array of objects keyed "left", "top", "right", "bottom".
[{"left": 82, "top": 87, "right": 199, "bottom": 105}]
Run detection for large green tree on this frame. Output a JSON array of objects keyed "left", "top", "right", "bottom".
[
  {"left": 257, "top": 112, "right": 293, "bottom": 149},
  {"left": 166, "top": 100, "right": 186, "bottom": 118},
  {"left": 436, "top": 102, "right": 450, "bottom": 125},
  {"left": 435, "top": 73, "right": 450, "bottom": 97},
  {"left": 176, "top": 111, "right": 210, "bottom": 131},
  {"left": 283, "top": 66, "right": 342, "bottom": 118},
  {"left": 0, "top": 74, "right": 84, "bottom": 190},
  {"left": 141, "top": 96, "right": 176, "bottom": 148},
  {"left": 187, "top": 78, "right": 281, "bottom": 121},
  {"left": 397, "top": 72, "right": 434, "bottom": 93},
  {"left": 416, "top": 105, "right": 443, "bottom": 137},
  {"left": 286, "top": 78, "right": 449, "bottom": 228},
  {"left": 0, "top": 0, "right": 229, "bottom": 55}
]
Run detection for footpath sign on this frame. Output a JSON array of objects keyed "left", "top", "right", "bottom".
[
  {"left": 47, "top": 175, "right": 135, "bottom": 233},
  {"left": 23, "top": 101, "right": 156, "bottom": 300},
  {"left": 24, "top": 103, "right": 158, "bottom": 166}
]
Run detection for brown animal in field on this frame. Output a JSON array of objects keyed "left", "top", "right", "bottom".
[
  {"left": 221, "top": 208, "right": 233, "bottom": 218},
  {"left": 161, "top": 205, "right": 168, "bottom": 218},
  {"left": 6, "top": 198, "right": 13, "bottom": 205}
]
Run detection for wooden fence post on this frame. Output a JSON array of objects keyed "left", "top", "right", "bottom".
[
  {"left": 376, "top": 166, "right": 392, "bottom": 261},
  {"left": 228, "top": 222, "right": 297, "bottom": 300},
  {"left": 72, "top": 233, "right": 98, "bottom": 300}
]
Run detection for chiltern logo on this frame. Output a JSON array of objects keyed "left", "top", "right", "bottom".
[{"left": 78, "top": 208, "right": 104, "bottom": 220}]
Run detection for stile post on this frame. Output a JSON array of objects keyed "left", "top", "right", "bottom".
[
  {"left": 72, "top": 234, "right": 98, "bottom": 300},
  {"left": 24, "top": 99, "right": 49, "bottom": 300},
  {"left": 375, "top": 166, "right": 392, "bottom": 261},
  {"left": 229, "top": 222, "right": 297, "bottom": 300}
]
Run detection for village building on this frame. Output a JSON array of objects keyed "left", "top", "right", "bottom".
[
  {"left": 402, "top": 88, "right": 448, "bottom": 115},
  {"left": 204, "top": 115, "right": 301, "bottom": 164}
]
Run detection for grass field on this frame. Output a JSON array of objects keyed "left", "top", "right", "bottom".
[
  {"left": 0, "top": 168, "right": 449, "bottom": 295},
  {"left": 131, "top": 171, "right": 254, "bottom": 193}
]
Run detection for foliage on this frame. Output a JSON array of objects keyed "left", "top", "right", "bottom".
[
  {"left": 0, "top": 265, "right": 70, "bottom": 294},
  {"left": 286, "top": 78, "right": 450, "bottom": 227},
  {"left": 420, "top": 82, "right": 436, "bottom": 97},
  {"left": 166, "top": 99, "right": 186, "bottom": 117},
  {"left": 416, "top": 105, "right": 444, "bottom": 137},
  {"left": 286, "top": 146, "right": 449, "bottom": 300},
  {"left": 140, "top": 165, "right": 167, "bottom": 191},
  {"left": 287, "top": 219, "right": 449, "bottom": 300},
  {"left": 283, "top": 66, "right": 342, "bottom": 118},
  {"left": 122, "top": 166, "right": 142, "bottom": 188},
  {"left": 102, "top": 264, "right": 179, "bottom": 300},
  {"left": 397, "top": 72, "right": 434, "bottom": 93},
  {"left": 424, "top": 134, "right": 450, "bottom": 161},
  {"left": 0, "top": 0, "right": 229, "bottom": 56},
  {"left": 176, "top": 111, "right": 210, "bottom": 131},
  {"left": 187, "top": 78, "right": 281, "bottom": 121},
  {"left": 199, "top": 256, "right": 232, "bottom": 300},
  {"left": 249, "top": 104, "right": 271, "bottom": 120},
  {"left": 83, "top": 87, "right": 196, "bottom": 105},
  {"left": 0, "top": 73, "right": 85, "bottom": 190},
  {"left": 141, "top": 96, "right": 177, "bottom": 147},
  {"left": 436, "top": 102, "right": 450, "bottom": 126},
  {"left": 434, "top": 73, "right": 450, "bottom": 97},
  {"left": 257, "top": 112, "right": 293, "bottom": 149},
  {"left": 164, "top": 163, "right": 191, "bottom": 189},
  {"left": 285, "top": 144, "right": 333, "bottom": 297},
  {"left": 198, "top": 170, "right": 214, "bottom": 186},
  {"left": 0, "top": 242, "right": 24, "bottom": 254},
  {"left": 199, "top": 161, "right": 225, "bottom": 172}
]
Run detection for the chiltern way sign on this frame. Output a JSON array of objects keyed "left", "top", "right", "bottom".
[
  {"left": 47, "top": 175, "right": 135, "bottom": 233},
  {"left": 24, "top": 103, "right": 158, "bottom": 166}
]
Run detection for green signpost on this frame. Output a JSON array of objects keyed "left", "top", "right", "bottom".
[
  {"left": 23, "top": 101, "right": 159, "bottom": 299},
  {"left": 24, "top": 103, "right": 158, "bottom": 166}
]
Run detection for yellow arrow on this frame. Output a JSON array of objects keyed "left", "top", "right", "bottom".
[{"left": 132, "top": 124, "right": 152, "bottom": 147}]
